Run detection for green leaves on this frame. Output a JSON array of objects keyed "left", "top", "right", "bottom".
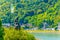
[
  {"left": 4, "top": 28, "right": 36, "bottom": 40},
  {"left": 0, "top": 19, "right": 4, "bottom": 40},
  {"left": 0, "top": 0, "right": 60, "bottom": 28}
]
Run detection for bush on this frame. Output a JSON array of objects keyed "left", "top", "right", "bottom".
[
  {"left": 0, "top": 20, "right": 4, "bottom": 40},
  {"left": 4, "top": 27, "right": 36, "bottom": 40}
]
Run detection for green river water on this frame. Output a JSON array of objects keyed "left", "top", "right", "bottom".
[{"left": 31, "top": 32, "right": 60, "bottom": 40}]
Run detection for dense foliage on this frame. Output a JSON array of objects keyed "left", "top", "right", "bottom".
[
  {"left": 0, "top": 0, "right": 60, "bottom": 28},
  {"left": 4, "top": 27, "right": 36, "bottom": 40},
  {"left": 0, "top": 20, "right": 4, "bottom": 40}
]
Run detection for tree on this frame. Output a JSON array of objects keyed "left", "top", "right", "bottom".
[
  {"left": 0, "top": 0, "right": 60, "bottom": 29},
  {"left": 0, "top": 19, "right": 4, "bottom": 40}
]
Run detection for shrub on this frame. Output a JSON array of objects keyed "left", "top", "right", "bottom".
[
  {"left": 4, "top": 27, "right": 36, "bottom": 40},
  {"left": 0, "top": 20, "right": 4, "bottom": 40}
]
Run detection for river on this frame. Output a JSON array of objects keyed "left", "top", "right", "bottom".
[{"left": 31, "top": 32, "right": 60, "bottom": 40}]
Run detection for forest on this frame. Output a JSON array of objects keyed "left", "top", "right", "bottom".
[
  {"left": 0, "top": 0, "right": 60, "bottom": 40},
  {"left": 0, "top": 0, "right": 60, "bottom": 29}
]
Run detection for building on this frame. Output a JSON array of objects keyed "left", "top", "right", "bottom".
[
  {"left": 2, "top": 23, "right": 10, "bottom": 27},
  {"left": 57, "top": 23, "right": 60, "bottom": 30}
]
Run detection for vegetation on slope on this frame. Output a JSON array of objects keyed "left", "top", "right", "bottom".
[{"left": 4, "top": 27, "right": 36, "bottom": 40}]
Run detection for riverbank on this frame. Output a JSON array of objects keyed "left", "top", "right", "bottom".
[
  {"left": 31, "top": 30, "right": 60, "bottom": 40},
  {"left": 26, "top": 30, "right": 60, "bottom": 40},
  {"left": 25, "top": 30, "right": 60, "bottom": 33}
]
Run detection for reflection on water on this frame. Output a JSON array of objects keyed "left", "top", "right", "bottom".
[{"left": 31, "top": 32, "right": 60, "bottom": 40}]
